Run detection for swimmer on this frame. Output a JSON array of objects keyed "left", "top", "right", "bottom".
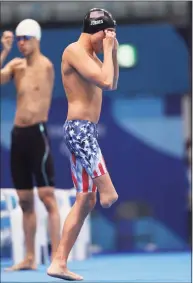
[
  {"left": 47, "top": 8, "right": 119, "bottom": 281},
  {"left": 0, "top": 20, "right": 60, "bottom": 271}
]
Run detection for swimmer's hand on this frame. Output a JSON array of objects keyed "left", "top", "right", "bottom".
[
  {"left": 0, "top": 58, "right": 22, "bottom": 84},
  {"left": 1, "top": 31, "right": 14, "bottom": 53},
  {"left": 103, "top": 29, "right": 116, "bottom": 50},
  {"left": 12, "top": 58, "right": 25, "bottom": 71}
]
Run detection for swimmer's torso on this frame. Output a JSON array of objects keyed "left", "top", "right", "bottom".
[
  {"left": 62, "top": 43, "right": 103, "bottom": 124},
  {"left": 12, "top": 55, "right": 53, "bottom": 127}
]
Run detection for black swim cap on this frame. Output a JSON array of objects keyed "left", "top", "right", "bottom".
[{"left": 83, "top": 8, "right": 116, "bottom": 34}]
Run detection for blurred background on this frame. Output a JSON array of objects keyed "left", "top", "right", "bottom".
[{"left": 0, "top": 0, "right": 192, "bottom": 258}]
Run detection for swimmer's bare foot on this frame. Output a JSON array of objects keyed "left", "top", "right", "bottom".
[
  {"left": 4, "top": 258, "right": 37, "bottom": 272},
  {"left": 47, "top": 262, "right": 83, "bottom": 281},
  {"left": 100, "top": 191, "right": 118, "bottom": 208}
]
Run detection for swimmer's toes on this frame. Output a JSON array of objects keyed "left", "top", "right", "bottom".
[{"left": 4, "top": 264, "right": 37, "bottom": 272}]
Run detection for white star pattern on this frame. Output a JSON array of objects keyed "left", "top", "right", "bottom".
[
  {"left": 69, "top": 129, "right": 75, "bottom": 136},
  {"left": 84, "top": 140, "right": 89, "bottom": 146},
  {"left": 93, "top": 144, "right": 97, "bottom": 149}
]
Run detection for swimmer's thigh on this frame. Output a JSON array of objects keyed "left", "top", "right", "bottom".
[
  {"left": 70, "top": 153, "right": 97, "bottom": 193},
  {"left": 69, "top": 153, "right": 97, "bottom": 214},
  {"left": 93, "top": 171, "right": 115, "bottom": 191},
  {"left": 31, "top": 125, "right": 55, "bottom": 188},
  {"left": 10, "top": 129, "right": 33, "bottom": 190}
]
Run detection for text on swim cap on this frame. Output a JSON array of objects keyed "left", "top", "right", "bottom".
[{"left": 91, "top": 20, "right": 103, "bottom": 25}]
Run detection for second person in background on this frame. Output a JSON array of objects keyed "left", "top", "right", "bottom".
[{"left": 1, "top": 19, "right": 60, "bottom": 271}]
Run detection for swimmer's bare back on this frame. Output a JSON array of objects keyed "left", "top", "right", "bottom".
[
  {"left": 61, "top": 42, "right": 114, "bottom": 123},
  {"left": 1, "top": 55, "right": 54, "bottom": 127}
]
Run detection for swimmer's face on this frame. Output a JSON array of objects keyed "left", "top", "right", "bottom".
[
  {"left": 90, "top": 31, "right": 105, "bottom": 54},
  {"left": 16, "top": 36, "right": 39, "bottom": 56}
]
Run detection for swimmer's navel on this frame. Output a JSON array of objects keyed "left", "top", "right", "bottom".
[{"left": 34, "top": 86, "right": 40, "bottom": 91}]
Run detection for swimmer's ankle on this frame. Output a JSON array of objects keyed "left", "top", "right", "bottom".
[
  {"left": 51, "top": 254, "right": 67, "bottom": 266},
  {"left": 25, "top": 254, "right": 35, "bottom": 262},
  {"left": 48, "top": 259, "right": 67, "bottom": 272}
]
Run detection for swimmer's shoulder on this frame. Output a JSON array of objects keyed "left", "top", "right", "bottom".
[
  {"left": 40, "top": 55, "right": 54, "bottom": 71},
  {"left": 62, "top": 42, "right": 83, "bottom": 62},
  {"left": 39, "top": 55, "right": 54, "bottom": 80}
]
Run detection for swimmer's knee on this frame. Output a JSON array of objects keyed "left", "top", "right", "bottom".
[
  {"left": 38, "top": 187, "right": 58, "bottom": 213},
  {"left": 19, "top": 199, "right": 34, "bottom": 213},
  {"left": 17, "top": 190, "right": 34, "bottom": 213},
  {"left": 87, "top": 194, "right": 97, "bottom": 211},
  {"left": 77, "top": 192, "right": 96, "bottom": 213},
  {"left": 84, "top": 193, "right": 96, "bottom": 212}
]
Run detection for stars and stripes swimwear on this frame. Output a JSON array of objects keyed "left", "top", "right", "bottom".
[{"left": 63, "top": 120, "right": 107, "bottom": 193}]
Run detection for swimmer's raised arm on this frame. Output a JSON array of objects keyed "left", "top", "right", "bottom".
[
  {"left": 1, "top": 50, "right": 9, "bottom": 68},
  {"left": 0, "top": 58, "right": 21, "bottom": 85},
  {"left": 92, "top": 37, "right": 119, "bottom": 91},
  {"left": 0, "top": 31, "right": 18, "bottom": 85},
  {"left": 0, "top": 31, "right": 14, "bottom": 68},
  {"left": 112, "top": 38, "right": 119, "bottom": 90},
  {"left": 65, "top": 35, "right": 115, "bottom": 90}
]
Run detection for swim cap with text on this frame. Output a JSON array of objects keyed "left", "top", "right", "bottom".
[{"left": 83, "top": 8, "right": 116, "bottom": 34}]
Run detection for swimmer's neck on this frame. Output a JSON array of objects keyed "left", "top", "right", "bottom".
[
  {"left": 25, "top": 49, "right": 41, "bottom": 66},
  {"left": 78, "top": 33, "right": 94, "bottom": 56}
]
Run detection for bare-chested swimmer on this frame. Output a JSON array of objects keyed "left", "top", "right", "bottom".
[
  {"left": 47, "top": 8, "right": 119, "bottom": 281},
  {"left": 0, "top": 19, "right": 60, "bottom": 271}
]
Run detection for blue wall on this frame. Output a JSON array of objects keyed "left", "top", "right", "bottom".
[{"left": 0, "top": 24, "right": 190, "bottom": 253}]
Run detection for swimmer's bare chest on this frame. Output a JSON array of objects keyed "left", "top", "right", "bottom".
[
  {"left": 13, "top": 61, "right": 51, "bottom": 126},
  {"left": 62, "top": 58, "right": 103, "bottom": 123}
]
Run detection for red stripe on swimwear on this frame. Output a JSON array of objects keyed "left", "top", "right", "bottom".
[{"left": 82, "top": 168, "right": 89, "bottom": 193}]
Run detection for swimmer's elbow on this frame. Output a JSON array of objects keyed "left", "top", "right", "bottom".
[
  {"left": 0, "top": 67, "right": 13, "bottom": 85},
  {"left": 92, "top": 79, "right": 112, "bottom": 90},
  {"left": 102, "top": 84, "right": 113, "bottom": 90},
  {"left": 100, "top": 80, "right": 114, "bottom": 90},
  {"left": 101, "top": 75, "right": 115, "bottom": 90},
  {"left": 106, "top": 80, "right": 118, "bottom": 91},
  {"left": 110, "top": 87, "right": 117, "bottom": 91},
  {"left": 90, "top": 73, "right": 113, "bottom": 89},
  {"left": 0, "top": 71, "right": 9, "bottom": 85},
  {"left": 111, "top": 84, "right": 118, "bottom": 91}
]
